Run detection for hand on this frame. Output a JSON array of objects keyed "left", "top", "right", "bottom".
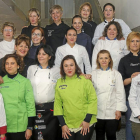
[
  {"left": 25, "top": 129, "right": 32, "bottom": 140},
  {"left": 62, "top": 125, "right": 71, "bottom": 139},
  {"left": 138, "top": 116, "right": 140, "bottom": 119},
  {"left": 99, "top": 36, "right": 105, "bottom": 40},
  {"left": 115, "top": 111, "right": 121, "bottom": 120},
  {"left": 80, "top": 121, "right": 90, "bottom": 136},
  {"left": 81, "top": 74, "right": 91, "bottom": 80},
  {"left": 0, "top": 76, "right": 4, "bottom": 84},
  {"left": 119, "top": 37, "right": 125, "bottom": 40},
  {"left": 131, "top": 72, "right": 140, "bottom": 79}
]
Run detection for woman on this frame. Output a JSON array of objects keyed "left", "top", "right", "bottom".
[
  {"left": 0, "top": 22, "right": 16, "bottom": 59},
  {"left": 79, "top": 2, "right": 97, "bottom": 40},
  {"left": 0, "top": 34, "right": 34, "bottom": 78},
  {"left": 92, "top": 21, "right": 129, "bottom": 70},
  {"left": 0, "top": 93, "right": 6, "bottom": 140},
  {"left": 55, "top": 27, "right": 91, "bottom": 75},
  {"left": 63, "top": 15, "right": 92, "bottom": 62},
  {"left": 118, "top": 32, "right": 140, "bottom": 140},
  {"left": 54, "top": 55, "right": 97, "bottom": 140},
  {"left": 21, "top": 8, "right": 44, "bottom": 39},
  {"left": 28, "top": 27, "right": 46, "bottom": 60},
  {"left": 45, "top": 5, "right": 69, "bottom": 53},
  {"left": 27, "top": 45, "right": 60, "bottom": 140},
  {"left": 92, "top": 50, "right": 127, "bottom": 140},
  {"left": 92, "top": 3, "right": 131, "bottom": 45},
  {"left": 0, "top": 54, "right": 36, "bottom": 140}
]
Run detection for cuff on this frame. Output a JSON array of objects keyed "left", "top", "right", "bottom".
[
  {"left": 27, "top": 117, "right": 35, "bottom": 127},
  {"left": 57, "top": 116, "right": 66, "bottom": 126},
  {"left": 0, "top": 126, "right": 7, "bottom": 134},
  {"left": 84, "top": 114, "right": 92, "bottom": 123}
]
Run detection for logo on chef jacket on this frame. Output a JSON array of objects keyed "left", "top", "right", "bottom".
[
  {"left": 34, "top": 125, "right": 46, "bottom": 130},
  {"left": 59, "top": 85, "right": 67, "bottom": 89},
  {"left": 37, "top": 113, "right": 42, "bottom": 119},
  {"left": 137, "top": 82, "right": 140, "bottom": 86},
  {"left": 38, "top": 131, "right": 44, "bottom": 140},
  {"left": 0, "top": 86, "right": 9, "bottom": 89},
  {"left": 38, "top": 104, "right": 44, "bottom": 108},
  {"left": 48, "top": 30, "right": 54, "bottom": 36},
  {"left": 110, "top": 80, "right": 115, "bottom": 86}
]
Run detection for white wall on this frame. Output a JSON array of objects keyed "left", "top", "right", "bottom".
[{"left": 98, "top": 0, "right": 140, "bottom": 29}]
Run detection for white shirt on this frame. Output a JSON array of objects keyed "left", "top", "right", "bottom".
[
  {"left": 129, "top": 74, "right": 140, "bottom": 123},
  {"left": 92, "top": 69, "right": 127, "bottom": 119},
  {"left": 92, "top": 38, "right": 129, "bottom": 70},
  {"left": 27, "top": 65, "right": 60, "bottom": 104},
  {"left": 0, "top": 39, "right": 15, "bottom": 59},
  {"left": 92, "top": 18, "right": 131, "bottom": 45},
  {"left": 55, "top": 43, "right": 91, "bottom": 74},
  {"left": 0, "top": 93, "right": 6, "bottom": 128}
]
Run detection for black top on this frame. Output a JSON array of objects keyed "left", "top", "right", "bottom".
[
  {"left": 0, "top": 56, "right": 35, "bottom": 78},
  {"left": 45, "top": 21, "right": 69, "bottom": 53},
  {"left": 21, "top": 24, "right": 45, "bottom": 39},
  {"left": 118, "top": 52, "right": 140, "bottom": 100}
]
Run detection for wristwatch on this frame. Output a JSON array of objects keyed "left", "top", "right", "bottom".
[{"left": 27, "top": 127, "right": 33, "bottom": 130}]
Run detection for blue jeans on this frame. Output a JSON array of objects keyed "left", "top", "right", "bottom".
[{"left": 126, "top": 101, "right": 134, "bottom": 140}]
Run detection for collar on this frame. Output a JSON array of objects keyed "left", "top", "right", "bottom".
[
  {"left": 65, "top": 74, "right": 79, "bottom": 80},
  {"left": 39, "top": 65, "right": 50, "bottom": 69},
  {"left": 100, "top": 67, "right": 110, "bottom": 71},
  {"left": 106, "top": 36, "right": 117, "bottom": 40},
  {"left": 66, "top": 43, "right": 76, "bottom": 48},
  {"left": 104, "top": 18, "right": 115, "bottom": 23},
  {"left": 129, "top": 51, "right": 140, "bottom": 56}
]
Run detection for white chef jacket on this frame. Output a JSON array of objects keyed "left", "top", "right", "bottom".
[
  {"left": 27, "top": 65, "right": 60, "bottom": 104},
  {"left": 0, "top": 39, "right": 15, "bottom": 59},
  {"left": 0, "top": 93, "right": 6, "bottom": 128},
  {"left": 92, "top": 68, "right": 127, "bottom": 119},
  {"left": 92, "top": 18, "right": 131, "bottom": 45},
  {"left": 129, "top": 74, "right": 140, "bottom": 123},
  {"left": 92, "top": 38, "right": 129, "bottom": 71},
  {"left": 55, "top": 43, "right": 91, "bottom": 74}
]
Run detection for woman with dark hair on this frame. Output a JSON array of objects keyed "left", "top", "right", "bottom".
[
  {"left": 55, "top": 27, "right": 91, "bottom": 76},
  {"left": 28, "top": 27, "right": 46, "bottom": 59},
  {"left": 92, "top": 3, "right": 131, "bottom": 45},
  {"left": 0, "top": 54, "right": 36, "bottom": 140},
  {"left": 92, "top": 21, "right": 129, "bottom": 70},
  {"left": 118, "top": 31, "right": 140, "bottom": 140},
  {"left": 54, "top": 55, "right": 97, "bottom": 140},
  {"left": 27, "top": 45, "right": 60, "bottom": 140},
  {"left": 92, "top": 50, "right": 127, "bottom": 140}
]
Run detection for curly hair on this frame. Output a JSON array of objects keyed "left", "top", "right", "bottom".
[
  {"left": 60, "top": 55, "right": 82, "bottom": 80},
  {"left": 103, "top": 21, "right": 123, "bottom": 40},
  {"left": 2, "top": 54, "right": 25, "bottom": 74}
]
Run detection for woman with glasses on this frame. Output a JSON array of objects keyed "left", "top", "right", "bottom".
[{"left": 0, "top": 22, "right": 16, "bottom": 59}]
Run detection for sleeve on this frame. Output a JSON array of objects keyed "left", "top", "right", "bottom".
[
  {"left": 21, "top": 27, "right": 26, "bottom": 35},
  {"left": 63, "top": 37, "right": 67, "bottom": 45},
  {"left": 51, "top": 66, "right": 61, "bottom": 80},
  {"left": 0, "top": 94, "right": 7, "bottom": 134},
  {"left": 54, "top": 48, "right": 63, "bottom": 68},
  {"left": 82, "top": 47, "right": 92, "bottom": 74},
  {"left": 128, "top": 77, "right": 140, "bottom": 117},
  {"left": 86, "top": 36, "right": 92, "bottom": 64},
  {"left": 85, "top": 79, "right": 97, "bottom": 115},
  {"left": 57, "top": 115, "right": 66, "bottom": 126},
  {"left": 54, "top": 81, "right": 64, "bottom": 116},
  {"left": 115, "top": 71, "right": 127, "bottom": 112},
  {"left": 25, "top": 79, "right": 36, "bottom": 117},
  {"left": 27, "top": 66, "right": 32, "bottom": 80}
]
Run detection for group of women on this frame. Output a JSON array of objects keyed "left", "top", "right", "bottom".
[{"left": 0, "top": 1, "right": 140, "bottom": 140}]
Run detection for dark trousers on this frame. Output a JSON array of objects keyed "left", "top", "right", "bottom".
[
  {"left": 63, "top": 124, "right": 94, "bottom": 140},
  {"left": 95, "top": 119, "right": 119, "bottom": 140},
  {"left": 6, "top": 132, "right": 26, "bottom": 140}
]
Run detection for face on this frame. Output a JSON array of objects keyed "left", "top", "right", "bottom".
[
  {"left": 65, "top": 29, "right": 77, "bottom": 45},
  {"left": 51, "top": 9, "right": 62, "bottom": 23},
  {"left": 37, "top": 48, "right": 51, "bottom": 66},
  {"left": 129, "top": 37, "right": 140, "bottom": 52},
  {"left": 15, "top": 41, "right": 29, "bottom": 58},
  {"left": 107, "top": 24, "right": 118, "bottom": 40},
  {"left": 80, "top": 5, "right": 91, "bottom": 20},
  {"left": 29, "top": 11, "right": 39, "bottom": 25},
  {"left": 32, "top": 29, "right": 43, "bottom": 46},
  {"left": 104, "top": 5, "right": 115, "bottom": 20},
  {"left": 5, "top": 57, "right": 19, "bottom": 75},
  {"left": 63, "top": 59, "right": 76, "bottom": 77},
  {"left": 72, "top": 17, "right": 83, "bottom": 33},
  {"left": 98, "top": 53, "right": 110, "bottom": 68},
  {"left": 3, "top": 26, "right": 14, "bottom": 41}
]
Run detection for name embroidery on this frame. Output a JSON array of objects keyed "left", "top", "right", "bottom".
[
  {"left": 130, "top": 63, "right": 140, "bottom": 66},
  {"left": 48, "top": 30, "right": 54, "bottom": 36},
  {"left": 0, "top": 86, "right": 9, "bottom": 89},
  {"left": 59, "top": 85, "right": 67, "bottom": 89}
]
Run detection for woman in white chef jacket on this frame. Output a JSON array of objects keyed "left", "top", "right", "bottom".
[
  {"left": 92, "top": 50, "right": 127, "bottom": 140},
  {"left": 27, "top": 45, "right": 60, "bottom": 140},
  {"left": 92, "top": 3, "right": 131, "bottom": 45},
  {"left": 55, "top": 27, "right": 91, "bottom": 77}
]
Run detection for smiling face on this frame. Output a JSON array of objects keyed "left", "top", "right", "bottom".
[
  {"left": 129, "top": 37, "right": 140, "bottom": 53},
  {"left": 51, "top": 9, "right": 62, "bottom": 24},
  {"left": 5, "top": 57, "right": 19, "bottom": 75},
  {"left": 63, "top": 59, "right": 76, "bottom": 78},
  {"left": 80, "top": 5, "right": 90, "bottom": 21},
  {"left": 29, "top": 11, "right": 39, "bottom": 26},
  {"left": 107, "top": 24, "right": 118, "bottom": 40},
  {"left": 32, "top": 29, "right": 43, "bottom": 46},
  {"left": 72, "top": 17, "right": 83, "bottom": 34},
  {"left": 104, "top": 5, "right": 115, "bottom": 21},
  {"left": 3, "top": 26, "right": 14, "bottom": 41}
]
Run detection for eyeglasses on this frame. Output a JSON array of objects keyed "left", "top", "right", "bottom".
[
  {"left": 4, "top": 29, "right": 13, "bottom": 32},
  {"left": 32, "top": 33, "right": 41, "bottom": 37}
]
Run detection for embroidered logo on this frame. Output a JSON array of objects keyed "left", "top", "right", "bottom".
[
  {"left": 59, "top": 85, "right": 67, "bottom": 89},
  {"left": 48, "top": 30, "right": 54, "bottom": 36},
  {"left": 38, "top": 131, "right": 44, "bottom": 140},
  {"left": 37, "top": 113, "right": 42, "bottom": 119},
  {"left": 0, "top": 86, "right": 9, "bottom": 89}
]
